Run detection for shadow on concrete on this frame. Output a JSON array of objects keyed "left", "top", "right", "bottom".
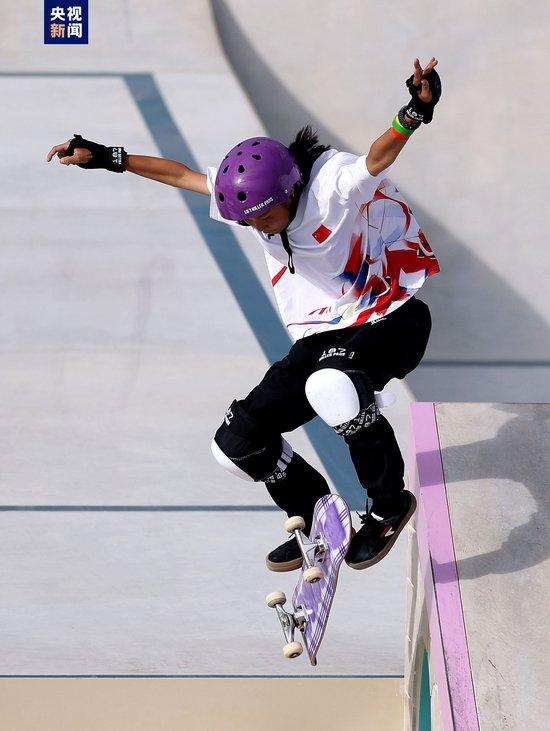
[{"left": 435, "top": 404, "right": 550, "bottom": 579}]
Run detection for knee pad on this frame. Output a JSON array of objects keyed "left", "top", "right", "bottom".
[
  {"left": 211, "top": 438, "right": 254, "bottom": 482},
  {"left": 305, "top": 368, "right": 380, "bottom": 436},
  {"left": 211, "top": 400, "right": 293, "bottom": 483},
  {"left": 305, "top": 369, "right": 360, "bottom": 427}
]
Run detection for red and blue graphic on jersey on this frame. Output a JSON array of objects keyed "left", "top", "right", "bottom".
[
  {"left": 350, "top": 189, "right": 440, "bottom": 324},
  {"left": 286, "top": 183, "right": 440, "bottom": 331}
]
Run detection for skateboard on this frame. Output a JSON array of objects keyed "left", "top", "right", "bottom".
[{"left": 266, "top": 493, "right": 352, "bottom": 666}]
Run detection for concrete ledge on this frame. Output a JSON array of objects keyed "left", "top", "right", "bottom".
[{"left": 406, "top": 402, "right": 550, "bottom": 730}]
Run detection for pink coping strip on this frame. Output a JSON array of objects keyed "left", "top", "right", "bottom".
[{"left": 409, "top": 402, "right": 479, "bottom": 731}]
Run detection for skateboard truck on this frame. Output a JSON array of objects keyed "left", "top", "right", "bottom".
[
  {"left": 265, "top": 592, "right": 308, "bottom": 659},
  {"left": 284, "top": 515, "right": 327, "bottom": 584}
]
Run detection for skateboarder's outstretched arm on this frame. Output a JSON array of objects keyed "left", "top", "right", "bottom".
[
  {"left": 124, "top": 155, "right": 209, "bottom": 194},
  {"left": 366, "top": 56, "right": 440, "bottom": 176},
  {"left": 46, "top": 135, "right": 209, "bottom": 195}
]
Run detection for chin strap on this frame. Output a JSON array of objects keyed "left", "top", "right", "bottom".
[
  {"left": 277, "top": 184, "right": 302, "bottom": 274},
  {"left": 280, "top": 229, "right": 296, "bottom": 274},
  {"left": 262, "top": 185, "right": 303, "bottom": 273}
]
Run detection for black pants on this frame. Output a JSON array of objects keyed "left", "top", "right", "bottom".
[{"left": 221, "top": 296, "right": 431, "bottom": 520}]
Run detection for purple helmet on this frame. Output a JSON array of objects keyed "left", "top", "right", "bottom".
[{"left": 214, "top": 137, "right": 302, "bottom": 221}]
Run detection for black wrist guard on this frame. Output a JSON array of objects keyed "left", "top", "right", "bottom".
[
  {"left": 397, "top": 106, "right": 421, "bottom": 131},
  {"left": 66, "top": 133, "right": 126, "bottom": 172},
  {"left": 403, "top": 68, "right": 442, "bottom": 125}
]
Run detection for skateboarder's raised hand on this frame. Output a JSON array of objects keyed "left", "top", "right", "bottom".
[
  {"left": 365, "top": 55, "right": 441, "bottom": 175},
  {"left": 410, "top": 57, "right": 439, "bottom": 104}
]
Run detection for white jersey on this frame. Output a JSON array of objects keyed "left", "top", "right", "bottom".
[{"left": 206, "top": 149, "right": 439, "bottom": 341}]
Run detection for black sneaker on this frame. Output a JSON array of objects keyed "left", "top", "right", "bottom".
[
  {"left": 345, "top": 491, "right": 417, "bottom": 570},
  {"left": 266, "top": 535, "right": 303, "bottom": 572}
]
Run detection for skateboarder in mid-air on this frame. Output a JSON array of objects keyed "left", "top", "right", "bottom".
[{"left": 47, "top": 57, "right": 441, "bottom": 572}]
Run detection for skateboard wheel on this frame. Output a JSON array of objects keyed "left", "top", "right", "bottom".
[
  {"left": 266, "top": 591, "right": 286, "bottom": 608},
  {"left": 283, "top": 642, "right": 303, "bottom": 659},
  {"left": 303, "top": 566, "right": 323, "bottom": 584},
  {"left": 285, "top": 516, "right": 306, "bottom": 533}
]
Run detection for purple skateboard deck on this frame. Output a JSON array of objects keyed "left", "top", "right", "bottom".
[{"left": 292, "top": 494, "right": 352, "bottom": 665}]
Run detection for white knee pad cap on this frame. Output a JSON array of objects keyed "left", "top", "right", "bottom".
[
  {"left": 210, "top": 438, "right": 254, "bottom": 482},
  {"left": 305, "top": 368, "right": 360, "bottom": 427}
]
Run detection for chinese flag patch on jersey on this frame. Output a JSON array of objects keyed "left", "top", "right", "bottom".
[{"left": 312, "top": 224, "right": 332, "bottom": 244}]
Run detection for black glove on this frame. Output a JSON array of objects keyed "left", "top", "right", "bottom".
[
  {"left": 402, "top": 68, "right": 442, "bottom": 125},
  {"left": 66, "top": 133, "right": 126, "bottom": 172}
]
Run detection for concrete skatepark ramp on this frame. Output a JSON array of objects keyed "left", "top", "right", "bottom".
[
  {"left": 2, "top": 0, "right": 549, "bottom": 728},
  {"left": 405, "top": 403, "right": 550, "bottom": 730}
]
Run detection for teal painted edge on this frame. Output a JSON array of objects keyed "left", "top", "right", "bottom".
[{"left": 419, "top": 648, "right": 432, "bottom": 731}]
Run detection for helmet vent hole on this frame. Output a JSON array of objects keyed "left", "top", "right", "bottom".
[
  {"left": 238, "top": 164, "right": 245, "bottom": 173},
  {"left": 252, "top": 141, "right": 260, "bottom": 146},
  {"left": 223, "top": 165, "right": 229, "bottom": 173},
  {"left": 237, "top": 192, "right": 247, "bottom": 202},
  {"left": 218, "top": 193, "right": 225, "bottom": 202},
  {"left": 252, "top": 154, "right": 261, "bottom": 160}
]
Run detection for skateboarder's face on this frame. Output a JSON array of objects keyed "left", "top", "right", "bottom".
[{"left": 245, "top": 197, "right": 293, "bottom": 235}]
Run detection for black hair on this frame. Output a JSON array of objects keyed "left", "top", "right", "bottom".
[{"left": 287, "top": 125, "right": 331, "bottom": 187}]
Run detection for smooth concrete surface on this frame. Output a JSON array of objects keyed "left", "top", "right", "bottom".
[
  {"left": 1, "top": 2, "right": 228, "bottom": 74},
  {"left": 0, "top": 512, "right": 407, "bottom": 676},
  {"left": 1, "top": 0, "right": 412, "bottom": 703},
  {"left": 213, "top": 0, "right": 550, "bottom": 403},
  {"left": 435, "top": 403, "right": 550, "bottom": 730},
  {"left": 0, "top": 679, "right": 404, "bottom": 731}
]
